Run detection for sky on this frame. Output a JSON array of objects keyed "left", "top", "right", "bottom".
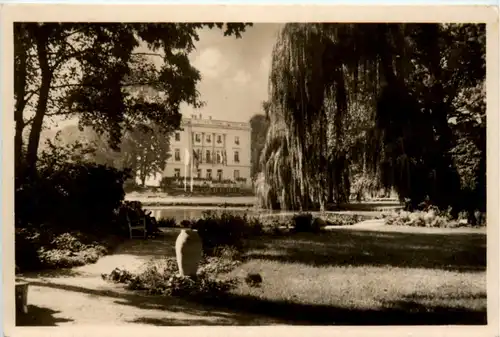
[
  {"left": 182, "top": 23, "right": 283, "bottom": 122},
  {"left": 49, "top": 23, "right": 283, "bottom": 130}
]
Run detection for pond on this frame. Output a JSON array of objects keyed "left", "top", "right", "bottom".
[
  {"left": 146, "top": 206, "right": 271, "bottom": 221},
  {"left": 145, "top": 205, "right": 402, "bottom": 222}
]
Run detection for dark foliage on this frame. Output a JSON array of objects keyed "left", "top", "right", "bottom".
[
  {"left": 16, "top": 162, "right": 130, "bottom": 232},
  {"left": 15, "top": 228, "right": 115, "bottom": 272},
  {"left": 291, "top": 213, "right": 317, "bottom": 233},
  {"left": 190, "top": 210, "right": 267, "bottom": 256},
  {"left": 156, "top": 217, "right": 177, "bottom": 228},
  {"left": 192, "top": 211, "right": 248, "bottom": 256},
  {"left": 116, "top": 201, "right": 163, "bottom": 237},
  {"left": 102, "top": 256, "right": 240, "bottom": 299}
]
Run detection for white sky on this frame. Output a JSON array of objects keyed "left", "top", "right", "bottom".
[{"left": 50, "top": 23, "right": 283, "bottom": 130}]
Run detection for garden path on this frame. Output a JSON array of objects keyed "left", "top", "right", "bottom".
[{"left": 16, "top": 230, "right": 280, "bottom": 327}]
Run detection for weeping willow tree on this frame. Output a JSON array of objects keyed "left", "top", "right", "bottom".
[
  {"left": 257, "top": 23, "right": 485, "bottom": 213},
  {"left": 258, "top": 24, "right": 390, "bottom": 210}
]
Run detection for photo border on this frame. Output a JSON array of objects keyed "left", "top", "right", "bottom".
[{"left": 1, "top": 4, "right": 498, "bottom": 337}]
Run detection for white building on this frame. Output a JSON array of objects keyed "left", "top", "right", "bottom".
[{"left": 163, "top": 114, "right": 252, "bottom": 187}]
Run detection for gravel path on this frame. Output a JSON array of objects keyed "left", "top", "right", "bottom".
[{"left": 16, "top": 231, "right": 279, "bottom": 326}]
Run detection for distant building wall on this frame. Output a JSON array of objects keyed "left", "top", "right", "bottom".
[{"left": 164, "top": 114, "right": 252, "bottom": 187}]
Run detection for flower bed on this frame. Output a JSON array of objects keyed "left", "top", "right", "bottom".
[
  {"left": 15, "top": 228, "right": 121, "bottom": 272},
  {"left": 102, "top": 253, "right": 241, "bottom": 299},
  {"left": 383, "top": 209, "right": 470, "bottom": 228}
]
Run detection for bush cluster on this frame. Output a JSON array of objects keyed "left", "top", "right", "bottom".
[
  {"left": 103, "top": 255, "right": 240, "bottom": 299},
  {"left": 289, "top": 212, "right": 369, "bottom": 232},
  {"left": 383, "top": 208, "right": 483, "bottom": 228},
  {"left": 156, "top": 217, "right": 177, "bottom": 228},
  {"left": 291, "top": 213, "right": 317, "bottom": 233},
  {"left": 190, "top": 210, "right": 264, "bottom": 256},
  {"left": 322, "top": 213, "right": 369, "bottom": 226},
  {"left": 15, "top": 228, "right": 112, "bottom": 272},
  {"left": 177, "top": 210, "right": 372, "bottom": 256},
  {"left": 16, "top": 162, "right": 130, "bottom": 233}
]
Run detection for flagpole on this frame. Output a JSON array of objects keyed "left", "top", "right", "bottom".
[
  {"left": 184, "top": 153, "right": 187, "bottom": 192},
  {"left": 190, "top": 150, "right": 194, "bottom": 193},
  {"left": 184, "top": 148, "right": 189, "bottom": 192}
]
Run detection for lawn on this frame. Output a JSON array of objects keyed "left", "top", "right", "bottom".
[
  {"left": 215, "top": 229, "right": 487, "bottom": 325},
  {"left": 17, "top": 227, "right": 487, "bottom": 326}
]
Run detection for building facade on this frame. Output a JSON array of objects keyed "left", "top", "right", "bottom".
[{"left": 163, "top": 114, "right": 252, "bottom": 187}]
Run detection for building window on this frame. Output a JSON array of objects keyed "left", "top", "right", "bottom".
[
  {"left": 175, "top": 132, "right": 180, "bottom": 141},
  {"left": 235, "top": 136, "right": 240, "bottom": 145},
  {"left": 174, "top": 149, "right": 180, "bottom": 161},
  {"left": 174, "top": 168, "right": 180, "bottom": 178},
  {"left": 234, "top": 170, "right": 240, "bottom": 180},
  {"left": 234, "top": 151, "right": 240, "bottom": 163},
  {"left": 216, "top": 151, "right": 222, "bottom": 164},
  {"left": 217, "top": 135, "right": 222, "bottom": 144},
  {"left": 194, "top": 133, "right": 201, "bottom": 143},
  {"left": 197, "top": 169, "right": 202, "bottom": 178},
  {"left": 206, "top": 169, "right": 212, "bottom": 180},
  {"left": 206, "top": 150, "right": 211, "bottom": 163},
  {"left": 206, "top": 134, "right": 211, "bottom": 143},
  {"left": 217, "top": 169, "right": 223, "bottom": 181}
]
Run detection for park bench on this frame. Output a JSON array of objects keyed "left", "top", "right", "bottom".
[{"left": 127, "top": 214, "right": 147, "bottom": 239}]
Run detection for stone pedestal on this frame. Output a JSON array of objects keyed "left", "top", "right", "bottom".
[{"left": 16, "top": 281, "right": 29, "bottom": 314}]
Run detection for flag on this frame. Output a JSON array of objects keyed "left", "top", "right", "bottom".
[
  {"left": 192, "top": 149, "right": 199, "bottom": 169},
  {"left": 222, "top": 150, "right": 227, "bottom": 165}
]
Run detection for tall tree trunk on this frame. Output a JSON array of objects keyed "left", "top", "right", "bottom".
[
  {"left": 423, "top": 25, "right": 461, "bottom": 209},
  {"left": 139, "top": 152, "right": 148, "bottom": 187},
  {"left": 26, "top": 27, "right": 51, "bottom": 177},
  {"left": 14, "top": 28, "right": 28, "bottom": 186}
]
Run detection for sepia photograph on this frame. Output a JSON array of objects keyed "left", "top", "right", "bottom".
[{"left": 1, "top": 4, "right": 498, "bottom": 337}]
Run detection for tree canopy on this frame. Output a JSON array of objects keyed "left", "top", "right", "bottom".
[
  {"left": 14, "top": 22, "right": 252, "bottom": 182},
  {"left": 257, "top": 23, "right": 485, "bottom": 217}
]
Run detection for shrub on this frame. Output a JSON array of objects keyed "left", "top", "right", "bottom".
[
  {"left": 246, "top": 216, "right": 265, "bottom": 236},
  {"left": 321, "top": 214, "right": 369, "bottom": 227},
  {"left": 103, "top": 256, "right": 240, "bottom": 299},
  {"left": 291, "top": 213, "right": 316, "bottom": 233},
  {"left": 260, "top": 217, "right": 287, "bottom": 235},
  {"left": 15, "top": 228, "right": 46, "bottom": 271},
  {"left": 16, "top": 162, "right": 130, "bottom": 233},
  {"left": 15, "top": 229, "right": 111, "bottom": 272},
  {"left": 157, "top": 217, "right": 177, "bottom": 228},
  {"left": 384, "top": 209, "right": 466, "bottom": 228},
  {"left": 192, "top": 210, "right": 255, "bottom": 256},
  {"left": 180, "top": 219, "right": 193, "bottom": 228}
]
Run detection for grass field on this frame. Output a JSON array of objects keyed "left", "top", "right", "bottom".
[
  {"left": 216, "top": 229, "right": 487, "bottom": 325},
  {"left": 17, "top": 226, "right": 486, "bottom": 326}
]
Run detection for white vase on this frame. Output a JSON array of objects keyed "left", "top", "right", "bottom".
[{"left": 175, "top": 229, "right": 202, "bottom": 277}]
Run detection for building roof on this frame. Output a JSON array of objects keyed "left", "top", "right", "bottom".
[{"left": 181, "top": 114, "right": 251, "bottom": 131}]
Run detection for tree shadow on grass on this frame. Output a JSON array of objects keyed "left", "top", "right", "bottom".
[
  {"left": 16, "top": 305, "right": 74, "bottom": 326},
  {"left": 26, "top": 280, "right": 487, "bottom": 325},
  {"left": 246, "top": 229, "right": 486, "bottom": 272},
  {"left": 18, "top": 268, "right": 88, "bottom": 279},
  {"left": 196, "top": 292, "right": 487, "bottom": 325},
  {"left": 126, "top": 316, "right": 241, "bottom": 326},
  {"left": 27, "top": 280, "right": 275, "bottom": 325}
]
